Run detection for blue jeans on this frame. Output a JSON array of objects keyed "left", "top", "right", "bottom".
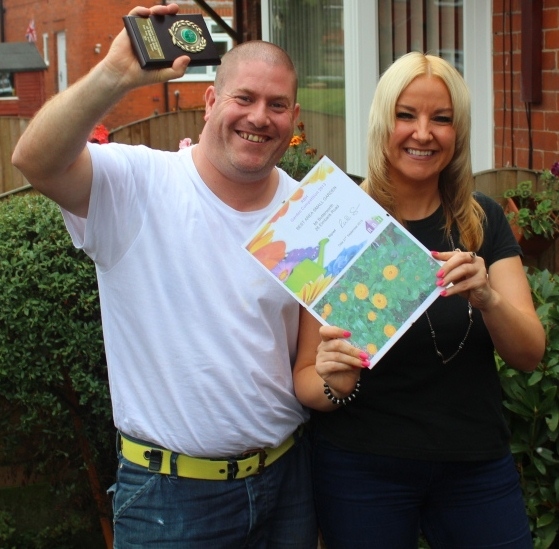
[
  {"left": 109, "top": 430, "right": 317, "bottom": 548},
  {"left": 312, "top": 434, "right": 532, "bottom": 549}
]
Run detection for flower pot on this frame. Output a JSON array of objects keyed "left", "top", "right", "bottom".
[{"left": 504, "top": 197, "right": 555, "bottom": 256}]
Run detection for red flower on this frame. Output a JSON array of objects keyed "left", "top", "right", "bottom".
[{"left": 88, "top": 124, "right": 109, "bottom": 144}]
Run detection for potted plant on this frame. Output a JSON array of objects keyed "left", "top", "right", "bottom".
[{"left": 503, "top": 163, "right": 559, "bottom": 256}]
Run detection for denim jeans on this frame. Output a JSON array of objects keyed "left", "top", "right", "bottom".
[
  {"left": 312, "top": 433, "right": 532, "bottom": 549},
  {"left": 109, "top": 430, "right": 317, "bottom": 548}
]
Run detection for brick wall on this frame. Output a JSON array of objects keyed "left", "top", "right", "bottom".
[
  {"left": 2, "top": 0, "right": 233, "bottom": 131},
  {"left": 0, "top": 73, "right": 45, "bottom": 117},
  {"left": 493, "top": 0, "right": 559, "bottom": 172}
]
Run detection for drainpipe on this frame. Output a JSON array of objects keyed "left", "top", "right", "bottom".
[{"left": 0, "top": 0, "right": 5, "bottom": 42}]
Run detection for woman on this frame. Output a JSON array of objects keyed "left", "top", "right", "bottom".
[{"left": 294, "top": 52, "right": 545, "bottom": 548}]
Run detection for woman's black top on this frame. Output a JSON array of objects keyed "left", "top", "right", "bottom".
[{"left": 312, "top": 192, "right": 523, "bottom": 461}]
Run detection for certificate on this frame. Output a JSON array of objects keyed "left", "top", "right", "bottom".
[{"left": 243, "top": 157, "right": 443, "bottom": 368}]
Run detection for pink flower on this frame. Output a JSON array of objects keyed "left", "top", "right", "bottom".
[{"left": 179, "top": 138, "right": 192, "bottom": 150}]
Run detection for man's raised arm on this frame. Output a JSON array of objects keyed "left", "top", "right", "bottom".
[{"left": 12, "top": 3, "right": 190, "bottom": 218}]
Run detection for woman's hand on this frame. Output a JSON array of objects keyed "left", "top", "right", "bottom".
[
  {"left": 315, "top": 325, "right": 369, "bottom": 398},
  {"left": 431, "top": 249, "right": 493, "bottom": 310},
  {"left": 431, "top": 250, "right": 545, "bottom": 371},
  {"left": 293, "top": 310, "right": 369, "bottom": 410}
]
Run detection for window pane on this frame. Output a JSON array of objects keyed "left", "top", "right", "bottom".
[
  {"left": 268, "top": 0, "right": 346, "bottom": 171},
  {"left": 0, "top": 72, "right": 14, "bottom": 97},
  {"left": 379, "top": 0, "right": 463, "bottom": 75}
]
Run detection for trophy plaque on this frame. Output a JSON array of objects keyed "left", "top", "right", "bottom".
[{"left": 123, "top": 14, "right": 222, "bottom": 70}]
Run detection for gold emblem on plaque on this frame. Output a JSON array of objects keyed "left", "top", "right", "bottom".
[{"left": 169, "top": 20, "right": 207, "bottom": 53}]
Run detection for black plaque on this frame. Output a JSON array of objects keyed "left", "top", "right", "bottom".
[{"left": 123, "top": 14, "right": 222, "bottom": 70}]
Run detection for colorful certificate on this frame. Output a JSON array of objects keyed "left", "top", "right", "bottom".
[{"left": 244, "top": 157, "right": 443, "bottom": 368}]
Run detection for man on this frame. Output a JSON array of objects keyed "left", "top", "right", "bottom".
[{"left": 12, "top": 4, "right": 316, "bottom": 547}]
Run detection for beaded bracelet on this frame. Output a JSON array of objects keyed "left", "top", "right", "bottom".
[{"left": 323, "top": 379, "right": 361, "bottom": 406}]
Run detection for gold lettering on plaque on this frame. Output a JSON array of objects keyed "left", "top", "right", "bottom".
[{"left": 136, "top": 19, "right": 165, "bottom": 60}]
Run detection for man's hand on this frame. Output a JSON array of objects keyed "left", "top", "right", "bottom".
[{"left": 100, "top": 3, "right": 191, "bottom": 93}]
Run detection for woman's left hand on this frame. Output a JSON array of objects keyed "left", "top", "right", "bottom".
[{"left": 431, "top": 249, "right": 493, "bottom": 310}]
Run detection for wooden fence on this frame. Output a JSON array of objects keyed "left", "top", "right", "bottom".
[
  {"left": 0, "top": 117, "right": 30, "bottom": 195},
  {"left": 0, "top": 110, "right": 207, "bottom": 195},
  {"left": 110, "top": 109, "right": 206, "bottom": 149},
  {"left": 1, "top": 109, "right": 343, "bottom": 195}
]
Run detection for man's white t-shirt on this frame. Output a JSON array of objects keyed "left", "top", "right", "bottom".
[{"left": 62, "top": 143, "right": 308, "bottom": 457}]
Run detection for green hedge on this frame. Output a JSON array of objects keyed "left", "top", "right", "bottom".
[
  {"left": 497, "top": 268, "right": 559, "bottom": 549},
  {"left": 0, "top": 193, "right": 113, "bottom": 547}
]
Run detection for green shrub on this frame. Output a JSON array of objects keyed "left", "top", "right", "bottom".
[
  {"left": 0, "top": 193, "right": 113, "bottom": 547},
  {"left": 497, "top": 268, "right": 559, "bottom": 549}
]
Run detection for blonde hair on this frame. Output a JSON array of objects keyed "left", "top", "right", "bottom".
[{"left": 361, "top": 52, "right": 484, "bottom": 251}]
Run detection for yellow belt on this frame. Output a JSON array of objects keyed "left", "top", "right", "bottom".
[{"left": 119, "top": 428, "right": 301, "bottom": 481}]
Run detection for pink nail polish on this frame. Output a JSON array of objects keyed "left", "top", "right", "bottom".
[
  {"left": 343, "top": 331, "right": 351, "bottom": 338},
  {"left": 361, "top": 360, "right": 370, "bottom": 368},
  {"left": 359, "top": 351, "right": 368, "bottom": 359},
  {"left": 431, "top": 251, "right": 439, "bottom": 255},
  {"left": 436, "top": 279, "right": 445, "bottom": 287},
  {"left": 440, "top": 289, "right": 447, "bottom": 297},
  {"left": 436, "top": 269, "right": 444, "bottom": 278}
]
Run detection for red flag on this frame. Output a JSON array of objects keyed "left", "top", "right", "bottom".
[{"left": 25, "top": 19, "right": 37, "bottom": 42}]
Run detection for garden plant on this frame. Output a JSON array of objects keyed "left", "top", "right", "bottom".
[
  {"left": 497, "top": 268, "right": 559, "bottom": 549},
  {"left": 0, "top": 193, "right": 113, "bottom": 548}
]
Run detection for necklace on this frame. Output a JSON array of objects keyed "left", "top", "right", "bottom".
[{"left": 424, "top": 234, "right": 473, "bottom": 364}]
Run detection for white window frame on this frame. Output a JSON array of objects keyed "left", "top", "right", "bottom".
[
  {"left": 172, "top": 17, "right": 233, "bottom": 82},
  {"left": 262, "top": 0, "right": 493, "bottom": 176}
]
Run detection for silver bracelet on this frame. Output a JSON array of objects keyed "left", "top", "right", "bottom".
[{"left": 323, "top": 379, "right": 361, "bottom": 405}]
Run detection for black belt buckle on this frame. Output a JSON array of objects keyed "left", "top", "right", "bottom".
[
  {"left": 145, "top": 449, "right": 163, "bottom": 472},
  {"left": 226, "top": 459, "right": 239, "bottom": 480}
]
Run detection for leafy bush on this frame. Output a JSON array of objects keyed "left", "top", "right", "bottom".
[
  {"left": 497, "top": 268, "right": 559, "bottom": 549},
  {"left": 0, "top": 193, "right": 113, "bottom": 547}
]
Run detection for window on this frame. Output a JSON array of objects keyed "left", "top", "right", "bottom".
[
  {"left": 263, "top": 0, "right": 346, "bottom": 170},
  {"left": 263, "top": 0, "right": 491, "bottom": 176},
  {"left": 172, "top": 18, "right": 233, "bottom": 82},
  {"left": 379, "top": 0, "right": 463, "bottom": 75},
  {"left": 0, "top": 72, "right": 14, "bottom": 97}
]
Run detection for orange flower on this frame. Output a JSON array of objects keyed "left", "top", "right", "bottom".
[
  {"left": 383, "top": 265, "right": 399, "bottom": 280},
  {"left": 383, "top": 324, "right": 396, "bottom": 337},
  {"left": 366, "top": 343, "right": 378, "bottom": 355},
  {"left": 371, "top": 293, "right": 388, "bottom": 309},
  {"left": 247, "top": 226, "right": 286, "bottom": 270},
  {"left": 289, "top": 135, "right": 304, "bottom": 147},
  {"left": 354, "top": 283, "right": 369, "bottom": 300},
  {"left": 253, "top": 241, "right": 286, "bottom": 270}
]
